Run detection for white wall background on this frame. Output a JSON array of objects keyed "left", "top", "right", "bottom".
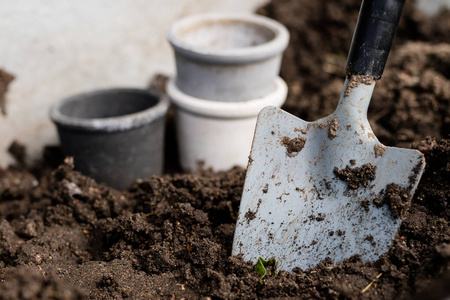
[
  {"left": 0, "top": 0, "right": 447, "bottom": 166},
  {"left": 0, "top": 0, "right": 269, "bottom": 166}
]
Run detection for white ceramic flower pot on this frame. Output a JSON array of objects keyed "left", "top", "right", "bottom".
[
  {"left": 167, "top": 13, "right": 289, "bottom": 102},
  {"left": 167, "top": 77, "right": 287, "bottom": 172}
]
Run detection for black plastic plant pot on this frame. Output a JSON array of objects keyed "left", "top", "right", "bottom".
[{"left": 50, "top": 88, "right": 169, "bottom": 190}]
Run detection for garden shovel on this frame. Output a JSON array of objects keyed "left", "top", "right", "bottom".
[{"left": 232, "top": 0, "right": 425, "bottom": 272}]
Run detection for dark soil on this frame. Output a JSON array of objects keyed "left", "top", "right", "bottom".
[
  {"left": 333, "top": 163, "right": 377, "bottom": 190},
  {"left": 0, "top": 0, "right": 449, "bottom": 299},
  {"left": 281, "top": 135, "right": 307, "bottom": 157},
  {"left": 0, "top": 69, "right": 14, "bottom": 116},
  {"left": 380, "top": 183, "right": 410, "bottom": 219},
  {"left": 344, "top": 75, "right": 375, "bottom": 97},
  {"left": 7, "top": 141, "right": 26, "bottom": 167}
]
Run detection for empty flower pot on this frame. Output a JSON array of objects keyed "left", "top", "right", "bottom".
[
  {"left": 50, "top": 88, "right": 169, "bottom": 189},
  {"left": 167, "top": 76, "right": 287, "bottom": 172},
  {"left": 168, "top": 13, "right": 290, "bottom": 102},
  {"left": 167, "top": 13, "right": 290, "bottom": 171}
]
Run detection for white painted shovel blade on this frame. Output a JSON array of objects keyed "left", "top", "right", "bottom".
[{"left": 232, "top": 102, "right": 425, "bottom": 272}]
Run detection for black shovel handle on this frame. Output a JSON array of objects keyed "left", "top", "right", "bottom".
[{"left": 345, "top": 0, "right": 405, "bottom": 79}]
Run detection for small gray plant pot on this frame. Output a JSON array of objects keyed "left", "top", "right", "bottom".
[
  {"left": 50, "top": 88, "right": 169, "bottom": 190},
  {"left": 168, "top": 13, "right": 289, "bottom": 102}
]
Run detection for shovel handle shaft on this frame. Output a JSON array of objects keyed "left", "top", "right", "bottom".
[{"left": 346, "top": 0, "right": 405, "bottom": 79}]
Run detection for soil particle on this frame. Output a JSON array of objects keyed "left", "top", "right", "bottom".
[
  {"left": 0, "top": 167, "right": 38, "bottom": 202},
  {"left": 0, "top": 69, "right": 14, "bottom": 116},
  {"left": 373, "top": 197, "right": 384, "bottom": 208},
  {"left": 417, "top": 136, "right": 438, "bottom": 153},
  {"left": 344, "top": 75, "right": 375, "bottom": 97},
  {"left": 361, "top": 199, "right": 370, "bottom": 212},
  {"left": 281, "top": 135, "right": 306, "bottom": 157},
  {"left": 337, "top": 230, "right": 346, "bottom": 236},
  {"left": 374, "top": 143, "right": 387, "bottom": 158},
  {"left": 7, "top": 141, "right": 27, "bottom": 167},
  {"left": 294, "top": 127, "right": 308, "bottom": 134},
  {"left": 328, "top": 118, "right": 339, "bottom": 139},
  {"left": 315, "top": 213, "right": 326, "bottom": 221},
  {"left": 334, "top": 163, "right": 377, "bottom": 190},
  {"left": 244, "top": 209, "right": 256, "bottom": 223},
  {"left": 0, "top": 219, "right": 22, "bottom": 260},
  {"left": 308, "top": 213, "right": 326, "bottom": 222},
  {"left": 376, "top": 183, "right": 411, "bottom": 218},
  {"left": 364, "top": 234, "right": 376, "bottom": 246}
]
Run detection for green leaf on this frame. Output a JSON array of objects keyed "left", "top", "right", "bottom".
[
  {"left": 255, "top": 257, "right": 277, "bottom": 281},
  {"left": 255, "top": 257, "right": 267, "bottom": 279}
]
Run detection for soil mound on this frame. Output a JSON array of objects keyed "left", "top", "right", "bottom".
[{"left": 1, "top": 0, "right": 449, "bottom": 298}]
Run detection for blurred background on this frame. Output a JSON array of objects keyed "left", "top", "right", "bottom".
[{"left": 0, "top": 0, "right": 448, "bottom": 167}]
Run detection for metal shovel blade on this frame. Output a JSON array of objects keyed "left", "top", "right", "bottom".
[{"left": 232, "top": 78, "right": 425, "bottom": 272}]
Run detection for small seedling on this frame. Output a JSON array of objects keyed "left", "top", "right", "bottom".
[{"left": 255, "top": 257, "right": 277, "bottom": 283}]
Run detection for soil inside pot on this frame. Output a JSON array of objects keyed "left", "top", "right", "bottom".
[{"left": 0, "top": 0, "right": 449, "bottom": 299}]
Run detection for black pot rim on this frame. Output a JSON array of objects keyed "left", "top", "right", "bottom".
[{"left": 50, "top": 88, "right": 169, "bottom": 133}]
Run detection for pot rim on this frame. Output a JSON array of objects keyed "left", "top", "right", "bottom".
[
  {"left": 167, "top": 76, "right": 287, "bottom": 119},
  {"left": 167, "top": 13, "right": 290, "bottom": 65},
  {"left": 50, "top": 88, "right": 169, "bottom": 133}
]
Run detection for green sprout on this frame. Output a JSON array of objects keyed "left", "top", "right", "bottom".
[{"left": 255, "top": 257, "right": 277, "bottom": 283}]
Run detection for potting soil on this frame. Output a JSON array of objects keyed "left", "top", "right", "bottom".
[{"left": 0, "top": 0, "right": 449, "bottom": 299}]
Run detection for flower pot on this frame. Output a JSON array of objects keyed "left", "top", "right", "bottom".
[
  {"left": 50, "top": 88, "right": 169, "bottom": 189},
  {"left": 167, "top": 13, "right": 289, "bottom": 102},
  {"left": 167, "top": 76, "right": 287, "bottom": 172}
]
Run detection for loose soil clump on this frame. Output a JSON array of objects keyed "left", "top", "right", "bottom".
[
  {"left": 281, "top": 135, "right": 306, "bottom": 157},
  {"left": 328, "top": 117, "right": 339, "bottom": 139},
  {"left": 344, "top": 75, "right": 375, "bottom": 97},
  {"left": 0, "top": 0, "right": 449, "bottom": 299},
  {"left": 333, "top": 163, "right": 377, "bottom": 190},
  {"left": 381, "top": 183, "right": 411, "bottom": 218}
]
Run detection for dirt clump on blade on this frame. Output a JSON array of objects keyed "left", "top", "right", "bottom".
[
  {"left": 344, "top": 75, "right": 375, "bottom": 97},
  {"left": 382, "top": 183, "right": 411, "bottom": 218},
  {"left": 281, "top": 135, "right": 306, "bottom": 157},
  {"left": 333, "top": 163, "right": 377, "bottom": 190},
  {"left": 373, "top": 183, "right": 412, "bottom": 218}
]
